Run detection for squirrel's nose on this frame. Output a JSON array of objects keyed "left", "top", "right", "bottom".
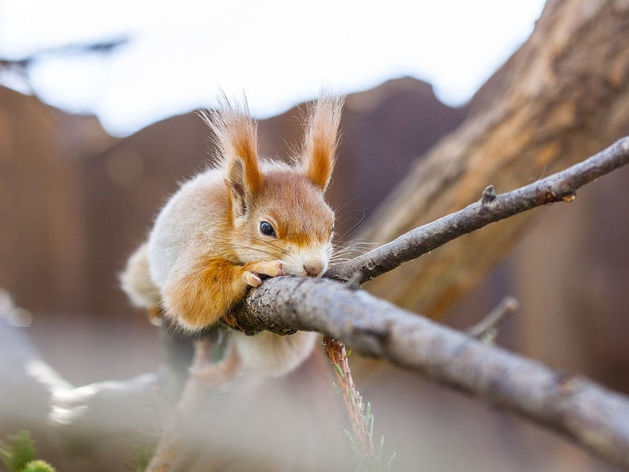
[{"left": 303, "top": 262, "right": 323, "bottom": 277}]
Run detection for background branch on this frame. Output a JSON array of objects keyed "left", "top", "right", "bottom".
[
  {"left": 326, "top": 137, "right": 629, "bottom": 283},
  {"left": 465, "top": 295, "right": 519, "bottom": 340}
]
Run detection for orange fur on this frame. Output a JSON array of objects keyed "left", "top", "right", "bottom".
[
  {"left": 162, "top": 258, "right": 243, "bottom": 328},
  {"left": 201, "top": 99, "right": 263, "bottom": 196},
  {"left": 252, "top": 170, "right": 334, "bottom": 247},
  {"left": 302, "top": 96, "right": 344, "bottom": 191},
  {"left": 162, "top": 257, "right": 283, "bottom": 329}
]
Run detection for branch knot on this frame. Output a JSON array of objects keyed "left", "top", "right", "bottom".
[{"left": 481, "top": 185, "right": 497, "bottom": 205}]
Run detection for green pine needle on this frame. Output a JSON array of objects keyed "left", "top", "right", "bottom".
[{"left": 378, "top": 435, "right": 385, "bottom": 460}]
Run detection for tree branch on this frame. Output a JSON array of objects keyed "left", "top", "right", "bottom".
[
  {"left": 234, "top": 276, "right": 629, "bottom": 467},
  {"left": 325, "top": 137, "right": 629, "bottom": 283},
  {"left": 465, "top": 295, "right": 519, "bottom": 341}
]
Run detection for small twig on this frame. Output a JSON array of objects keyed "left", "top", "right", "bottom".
[
  {"left": 325, "top": 137, "right": 629, "bottom": 283},
  {"left": 322, "top": 336, "right": 394, "bottom": 471},
  {"left": 481, "top": 185, "right": 497, "bottom": 205},
  {"left": 344, "top": 271, "right": 363, "bottom": 290},
  {"left": 323, "top": 336, "right": 374, "bottom": 458},
  {"left": 466, "top": 296, "right": 519, "bottom": 342}
]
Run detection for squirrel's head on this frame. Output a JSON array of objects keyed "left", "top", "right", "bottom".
[{"left": 204, "top": 96, "right": 342, "bottom": 277}]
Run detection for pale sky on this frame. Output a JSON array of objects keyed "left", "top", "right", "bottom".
[{"left": 0, "top": 0, "right": 545, "bottom": 136}]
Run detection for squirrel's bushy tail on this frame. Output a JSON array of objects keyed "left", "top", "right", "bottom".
[
  {"left": 120, "top": 243, "right": 161, "bottom": 310},
  {"left": 231, "top": 330, "right": 318, "bottom": 377}
]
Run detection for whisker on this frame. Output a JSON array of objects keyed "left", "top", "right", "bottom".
[
  {"left": 328, "top": 256, "right": 355, "bottom": 263},
  {"left": 252, "top": 237, "right": 292, "bottom": 257},
  {"left": 229, "top": 243, "right": 277, "bottom": 258},
  {"left": 336, "top": 240, "right": 376, "bottom": 252},
  {"left": 199, "top": 231, "right": 288, "bottom": 259},
  {"left": 336, "top": 211, "right": 368, "bottom": 241},
  {"left": 332, "top": 191, "right": 369, "bottom": 217},
  {"left": 330, "top": 239, "right": 376, "bottom": 261}
]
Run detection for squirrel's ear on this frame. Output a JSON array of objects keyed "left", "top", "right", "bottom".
[
  {"left": 225, "top": 156, "right": 256, "bottom": 217},
  {"left": 200, "top": 99, "right": 263, "bottom": 217},
  {"left": 301, "top": 96, "right": 343, "bottom": 192}
]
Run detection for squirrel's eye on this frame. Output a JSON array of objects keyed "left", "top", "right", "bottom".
[{"left": 259, "top": 221, "right": 276, "bottom": 238}]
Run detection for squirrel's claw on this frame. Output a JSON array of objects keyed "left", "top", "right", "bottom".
[{"left": 243, "top": 271, "right": 262, "bottom": 287}]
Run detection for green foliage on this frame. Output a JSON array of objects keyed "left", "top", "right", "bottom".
[
  {"left": 0, "top": 431, "right": 35, "bottom": 472},
  {"left": 21, "top": 461, "right": 55, "bottom": 472},
  {"left": 0, "top": 432, "right": 56, "bottom": 472}
]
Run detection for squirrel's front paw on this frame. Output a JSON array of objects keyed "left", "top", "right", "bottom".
[
  {"left": 243, "top": 260, "right": 285, "bottom": 287},
  {"left": 243, "top": 271, "right": 263, "bottom": 287},
  {"left": 248, "top": 260, "right": 285, "bottom": 277}
]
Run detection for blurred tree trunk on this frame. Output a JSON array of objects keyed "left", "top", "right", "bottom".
[{"left": 361, "top": 0, "right": 629, "bottom": 317}]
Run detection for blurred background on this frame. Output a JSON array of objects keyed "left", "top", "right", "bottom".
[{"left": 1, "top": 0, "right": 629, "bottom": 471}]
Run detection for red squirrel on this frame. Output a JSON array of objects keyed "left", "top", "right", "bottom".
[{"left": 120, "top": 96, "right": 343, "bottom": 376}]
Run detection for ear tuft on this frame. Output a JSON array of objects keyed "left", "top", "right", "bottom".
[
  {"left": 301, "top": 95, "right": 344, "bottom": 191},
  {"left": 199, "top": 96, "right": 263, "bottom": 216}
]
